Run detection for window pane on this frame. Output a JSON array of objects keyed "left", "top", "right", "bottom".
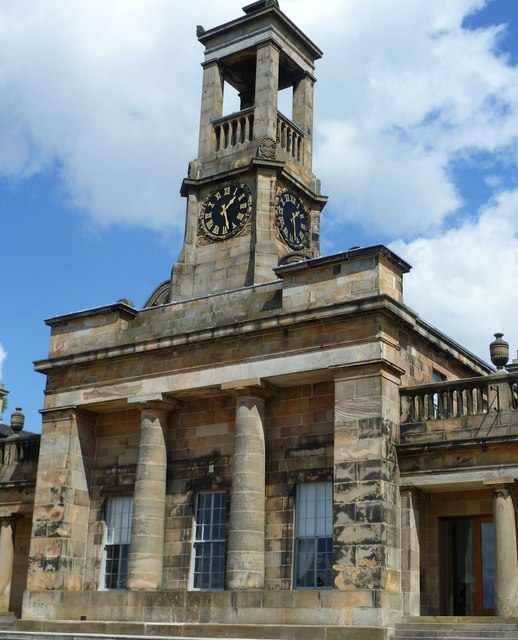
[
  {"left": 295, "top": 482, "right": 333, "bottom": 589},
  {"left": 192, "top": 492, "right": 226, "bottom": 590},
  {"left": 103, "top": 497, "right": 133, "bottom": 589},
  {"left": 481, "top": 522, "right": 495, "bottom": 610}
]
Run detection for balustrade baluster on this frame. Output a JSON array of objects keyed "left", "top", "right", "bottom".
[
  {"left": 426, "top": 394, "right": 434, "bottom": 420},
  {"left": 466, "top": 387, "right": 474, "bottom": 414},
  {"left": 457, "top": 387, "right": 464, "bottom": 416},
  {"left": 410, "top": 395, "right": 416, "bottom": 422},
  {"left": 447, "top": 387, "right": 454, "bottom": 417},
  {"left": 417, "top": 393, "right": 425, "bottom": 421},
  {"left": 438, "top": 391, "right": 446, "bottom": 418}
]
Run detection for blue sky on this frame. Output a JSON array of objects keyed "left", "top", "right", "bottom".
[{"left": 1, "top": 0, "right": 518, "bottom": 432}]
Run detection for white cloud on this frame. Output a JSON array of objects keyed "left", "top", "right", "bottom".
[
  {"left": 0, "top": 0, "right": 239, "bottom": 230},
  {"left": 0, "top": 0, "right": 517, "bottom": 237},
  {"left": 0, "top": 343, "right": 6, "bottom": 381},
  {"left": 307, "top": 0, "right": 518, "bottom": 237},
  {"left": 391, "top": 189, "right": 518, "bottom": 361}
]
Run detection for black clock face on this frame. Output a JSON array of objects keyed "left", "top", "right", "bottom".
[
  {"left": 200, "top": 184, "right": 253, "bottom": 240},
  {"left": 277, "top": 190, "right": 309, "bottom": 249}
]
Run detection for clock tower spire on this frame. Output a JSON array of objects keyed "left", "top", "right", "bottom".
[{"left": 166, "top": 0, "right": 327, "bottom": 302}]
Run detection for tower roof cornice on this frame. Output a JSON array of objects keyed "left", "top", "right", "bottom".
[{"left": 197, "top": 2, "right": 323, "bottom": 65}]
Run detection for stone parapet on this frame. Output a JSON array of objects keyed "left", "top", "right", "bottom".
[{"left": 18, "top": 588, "right": 391, "bottom": 637}]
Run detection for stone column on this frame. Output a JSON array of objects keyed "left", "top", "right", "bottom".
[
  {"left": 0, "top": 518, "right": 14, "bottom": 612},
  {"left": 484, "top": 479, "right": 518, "bottom": 618},
  {"left": 223, "top": 380, "right": 269, "bottom": 589},
  {"left": 127, "top": 397, "right": 174, "bottom": 590},
  {"left": 254, "top": 41, "right": 280, "bottom": 141},
  {"left": 198, "top": 61, "right": 223, "bottom": 158}
]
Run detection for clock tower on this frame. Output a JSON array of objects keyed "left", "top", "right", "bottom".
[{"left": 163, "top": 0, "right": 327, "bottom": 302}]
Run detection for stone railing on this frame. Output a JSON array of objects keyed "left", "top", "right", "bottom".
[
  {"left": 213, "top": 107, "right": 255, "bottom": 152},
  {"left": 276, "top": 111, "right": 304, "bottom": 162},
  {"left": 0, "top": 435, "right": 40, "bottom": 467},
  {"left": 400, "top": 373, "right": 518, "bottom": 424}
]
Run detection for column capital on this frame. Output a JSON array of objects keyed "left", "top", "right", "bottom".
[
  {"left": 221, "top": 379, "right": 277, "bottom": 400},
  {"left": 0, "top": 515, "right": 22, "bottom": 525},
  {"left": 400, "top": 486, "right": 422, "bottom": 498},
  {"left": 484, "top": 478, "right": 516, "bottom": 489},
  {"left": 484, "top": 478, "right": 516, "bottom": 497},
  {"left": 127, "top": 394, "right": 179, "bottom": 413}
]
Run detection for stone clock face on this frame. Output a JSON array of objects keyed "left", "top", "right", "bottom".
[
  {"left": 277, "top": 190, "right": 310, "bottom": 249},
  {"left": 200, "top": 184, "right": 253, "bottom": 240}
]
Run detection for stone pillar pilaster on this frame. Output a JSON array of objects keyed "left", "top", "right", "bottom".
[
  {"left": 25, "top": 407, "right": 95, "bottom": 596},
  {"left": 254, "top": 42, "right": 280, "bottom": 141},
  {"left": 292, "top": 72, "right": 315, "bottom": 168},
  {"left": 400, "top": 487, "right": 421, "bottom": 616},
  {"left": 332, "top": 360, "right": 405, "bottom": 627},
  {"left": 223, "top": 380, "right": 269, "bottom": 589},
  {"left": 127, "top": 397, "right": 175, "bottom": 590},
  {"left": 0, "top": 518, "right": 15, "bottom": 611},
  {"left": 484, "top": 478, "right": 518, "bottom": 618},
  {"left": 198, "top": 61, "right": 223, "bottom": 158}
]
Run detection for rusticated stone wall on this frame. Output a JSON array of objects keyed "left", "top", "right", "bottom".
[{"left": 26, "top": 408, "right": 95, "bottom": 594}]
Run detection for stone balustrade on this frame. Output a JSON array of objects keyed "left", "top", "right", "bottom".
[
  {"left": 211, "top": 109, "right": 306, "bottom": 164},
  {"left": 400, "top": 373, "right": 518, "bottom": 423},
  {"left": 0, "top": 436, "right": 40, "bottom": 467},
  {"left": 213, "top": 108, "right": 255, "bottom": 152},
  {"left": 276, "top": 111, "right": 304, "bottom": 162}
]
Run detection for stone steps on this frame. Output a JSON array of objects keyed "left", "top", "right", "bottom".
[
  {"left": 0, "top": 613, "right": 15, "bottom": 631},
  {"left": 394, "top": 620, "right": 518, "bottom": 640}
]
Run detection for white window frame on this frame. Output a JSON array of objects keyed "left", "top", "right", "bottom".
[
  {"left": 294, "top": 481, "right": 333, "bottom": 589},
  {"left": 101, "top": 496, "right": 133, "bottom": 590},
  {"left": 190, "top": 491, "right": 226, "bottom": 591}
]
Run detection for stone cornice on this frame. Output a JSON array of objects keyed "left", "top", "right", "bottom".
[
  {"left": 33, "top": 293, "right": 490, "bottom": 378},
  {"left": 44, "top": 301, "right": 137, "bottom": 327},
  {"left": 398, "top": 433, "right": 518, "bottom": 454}
]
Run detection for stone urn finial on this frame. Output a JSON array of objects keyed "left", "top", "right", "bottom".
[
  {"left": 10, "top": 407, "right": 25, "bottom": 433},
  {"left": 490, "top": 333, "right": 509, "bottom": 370}
]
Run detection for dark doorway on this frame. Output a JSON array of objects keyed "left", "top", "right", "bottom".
[{"left": 440, "top": 516, "right": 495, "bottom": 616}]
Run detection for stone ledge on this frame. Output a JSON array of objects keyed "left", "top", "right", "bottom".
[{"left": 13, "top": 620, "right": 390, "bottom": 639}]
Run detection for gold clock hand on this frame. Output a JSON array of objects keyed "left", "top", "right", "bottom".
[{"left": 220, "top": 196, "right": 236, "bottom": 225}]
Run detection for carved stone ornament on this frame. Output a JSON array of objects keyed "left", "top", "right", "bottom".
[{"left": 257, "top": 137, "right": 277, "bottom": 160}]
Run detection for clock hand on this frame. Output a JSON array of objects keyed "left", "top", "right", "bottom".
[
  {"left": 221, "top": 208, "right": 229, "bottom": 228},
  {"left": 221, "top": 196, "right": 237, "bottom": 228}
]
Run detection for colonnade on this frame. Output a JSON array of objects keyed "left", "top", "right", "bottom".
[{"left": 127, "top": 383, "right": 269, "bottom": 591}]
